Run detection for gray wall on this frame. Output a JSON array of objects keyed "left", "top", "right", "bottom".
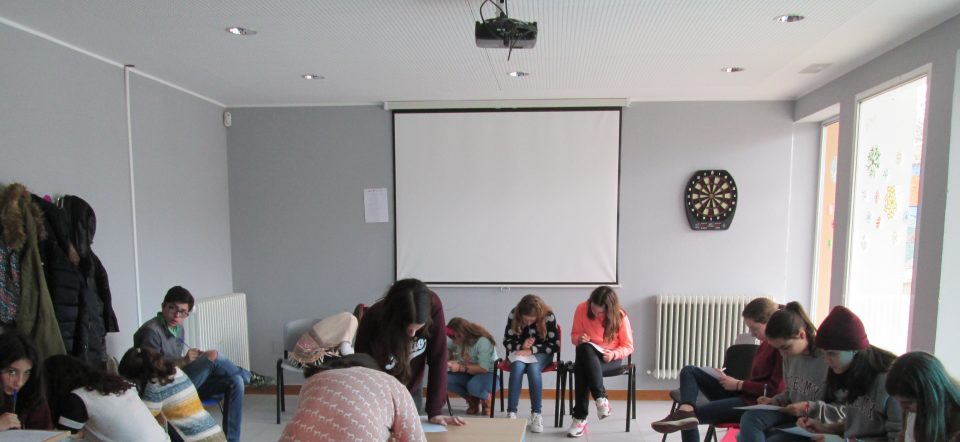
[
  {"left": 227, "top": 102, "right": 819, "bottom": 389},
  {"left": 937, "top": 50, "right": 960, "bottom": 374},
  {"left": 795, "top": 13, "right": 960, "bottom": 361},
  {"left": 0, "top": 22, "right": 233, "bottom": 358}
]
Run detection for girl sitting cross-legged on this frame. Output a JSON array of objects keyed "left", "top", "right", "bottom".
[
  {"left": 651, "top": 297, "right": 785, "bottom": 442},
  {"left": 567, "top": 286, "right": 634, "bottom": 438},
  {"left": 502, "top": 294, "right": 559, "bottom": 433}
]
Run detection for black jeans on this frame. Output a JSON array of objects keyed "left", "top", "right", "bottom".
[
  {"left": 572, "top": 343, "right": 622, "bottom": 419},
  {"left": 677, "top": 365, "right": 746, "bottom": 442}
]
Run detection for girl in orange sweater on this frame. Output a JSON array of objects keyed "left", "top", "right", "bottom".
[{"left": 567, "top": 286, "right": 634, "bottom": 438}]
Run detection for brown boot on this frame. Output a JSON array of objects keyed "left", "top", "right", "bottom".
[
  {"left": 479, "top": 398, "right": 491, "bottom": 416},
  {"left": 465, "top": 396, "right": 480, "bottom": 415}
]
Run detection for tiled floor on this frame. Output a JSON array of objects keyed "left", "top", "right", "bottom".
[{"left": 234, "top": 393, "right": 690, "bottom": 441}]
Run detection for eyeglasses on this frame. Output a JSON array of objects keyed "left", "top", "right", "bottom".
[{"left": 165, "top": 305, "right": 191, "bottom": 318}]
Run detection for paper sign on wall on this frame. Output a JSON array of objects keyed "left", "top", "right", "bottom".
[{"left": 364, "top": 188, "right": 389, "bottom": 223}]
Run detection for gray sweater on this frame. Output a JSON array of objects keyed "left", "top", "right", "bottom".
[
  {"left": 809, "top": 372, "right": 902, "bottom": 442},
  {"left": 772, "top": 350, "right": 830, "bottom": 406}
]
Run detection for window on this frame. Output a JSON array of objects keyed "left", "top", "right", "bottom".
[
  {"left": 813, "top": 120, "right": 839, "bottom": 324},
  {"left": 846, "top": 75, "right": 928, "bottom": 354}
]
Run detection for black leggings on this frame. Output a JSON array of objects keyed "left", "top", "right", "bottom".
[{"left": 572, "top": 343, "right": 622, "bottom": 419}]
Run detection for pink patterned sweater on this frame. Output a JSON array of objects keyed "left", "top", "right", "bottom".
[{"left": 280, "top": 366, "right": 426, "bottom": 442}]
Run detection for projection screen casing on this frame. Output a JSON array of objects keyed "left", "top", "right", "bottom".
[{"left": 394, "top": 109, "right": 620, "bottom": 285}]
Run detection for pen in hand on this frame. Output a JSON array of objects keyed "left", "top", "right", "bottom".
[{"left": 763, "top": 383, "right": 768, "bottom": 398}]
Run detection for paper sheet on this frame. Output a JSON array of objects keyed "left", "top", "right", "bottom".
[
  {"left": 776, "top": 426, "right": 814, "bottom": 438},
  {"left": 508, "top": 352, "right": 538, "bottom": 364},
  {"left": 734, "top": 404, "right": 784, "bottom": 411},
  {"left": 1, "top": 430, "right": 70, "bottom": 442},
  {"left": 420, "top": 416, "right": 448, "bottom": 433},
  {"left": 364, "top": 188, "right": 389, "bottom": 223}
]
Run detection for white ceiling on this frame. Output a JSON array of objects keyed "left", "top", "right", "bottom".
[{"left": 2, "top": 1, "right": 959, "bottom": 107}]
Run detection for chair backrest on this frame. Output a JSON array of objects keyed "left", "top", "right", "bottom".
[
  {"left": 554, "top": 323, "right": 562, "bottom": 361},
  {"left": 282, "top": 318, "right": 322, "bottom": 354},
  {"left": 722, "top": 343, "right": 759, "bottom": 380}
]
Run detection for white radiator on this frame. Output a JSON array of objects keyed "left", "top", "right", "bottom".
[
  {"left": 183, "top": 293, "right": 250, "bottom": 370},
  {"left": 652, "top": 295, "right": 752, "bottom": 379}
]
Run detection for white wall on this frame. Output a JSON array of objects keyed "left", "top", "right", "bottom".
[
  {"left": 936, "top": 49, "right": 960, "bottom": 374},
  {"left": 0, "top": 22, "right": 234, "bottom": 359},
  {"left": 795, "top": 13, "right": 960, "bottom": 357},
  {"left": 227, "top": 101, "right": 819, "bottom": 389}
]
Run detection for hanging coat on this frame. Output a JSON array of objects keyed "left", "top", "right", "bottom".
[
  {"left": 60, "top": 195, "right": 118, "bottom": 368},
  {"left": 0, "top": 183, "right": 66, "bottom": 359},
  {"left": 32, "top": 194, "right": 84, "bottom": 354}
]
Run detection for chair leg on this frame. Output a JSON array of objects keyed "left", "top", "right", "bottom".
[
  {"left": 499, "top": 368, "right": 505, "bottom": 413},
  {"left": 704, "top": 425, "right": 717, "bottom": 442},
  {"left": 558, "top": 365, "right": 566, "bottom": 427},
  {"left": 446, "top": 396, "right": 453, "bottom": 416},
  {"left": 554, "top": 365, "right": 562, "bottom": 428},
  {"left": 275, "top": 359, "right": 281, "bottom": 424},
  {"left": 632, "top": 365, "right": 637, "bottom": 419},
  {"left": 220, "top": 396, "right": 228, "bottom": 436},
  {"left": 490, "top": 368, "right": 497, "bottom": 418}
]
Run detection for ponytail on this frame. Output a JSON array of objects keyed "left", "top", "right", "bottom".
[{"left": 764, "top": 301, "right": 817, "bottom": 353}]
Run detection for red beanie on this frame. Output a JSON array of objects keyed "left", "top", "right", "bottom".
[{"left": 816, "top": 306, "right": 870, "bottom": 350}]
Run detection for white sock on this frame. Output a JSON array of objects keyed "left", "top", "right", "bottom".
[{"left": 340, "top": 341, "right": 354, "bottom": 355}]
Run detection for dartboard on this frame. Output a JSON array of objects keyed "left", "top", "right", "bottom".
[{"left": 684, "top": 170, "right": 738, "bottom": 230}]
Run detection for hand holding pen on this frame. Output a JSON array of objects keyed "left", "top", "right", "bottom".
[{"left": 0, "top": 389, "right": 21, "bottom": 430}]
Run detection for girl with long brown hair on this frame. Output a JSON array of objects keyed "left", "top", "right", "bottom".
[
  {"left": 446, "top": 317, "right": 498, "bottom": 416},
  {"left": 651, "top": 297, "right": 785, "bottom": 442},
  {"left": 567, "top": 286, "right": 634, "bottom": 438},
  {"left": 503, "top": 294, "right": 559, "bottom": 433}
]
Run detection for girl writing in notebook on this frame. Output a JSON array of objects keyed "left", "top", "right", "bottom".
[
  {"left": 739, "top": 302, "right": 830, "bottom": 442},
  {"left": 567, "top": 286, "right": 634, "bottom": 438},
  {"left": 118, "top": 347, "right": 227, "bottom": 442},
  {"left": 651, "top": 297, "right": 785, "bottom": 442},
  {"left": 45, "top": 354, "right": 169, "bottom": 441},
  {"left": 446, "top": 317, "right": 498, "bottom": 416},
  {"left": 885, "top": 351, "right": 960, "bottom": 442},
  {"left": 502, "top": 294, "right": 559, "bottom": 433},
  {"left": 798, "top": 306, "right": 901, "bottom": 442},
  {"left": 0, "top": 331, "right": 52, "bottom": 431}
]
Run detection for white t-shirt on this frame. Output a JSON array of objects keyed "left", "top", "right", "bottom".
[{"left": 58, "top": 386, "right": 169, "bottom": 442}]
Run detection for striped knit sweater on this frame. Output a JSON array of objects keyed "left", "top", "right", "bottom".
[
  {"left": 280, "top": 366, "right": 426, "bottom": 442},
  {"left": 142, "top": 367, "right": 226, "bottom": 442}
]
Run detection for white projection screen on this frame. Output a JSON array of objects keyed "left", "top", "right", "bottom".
[{"left": 393, "top": 109, "right": 621, "bottom": 285}]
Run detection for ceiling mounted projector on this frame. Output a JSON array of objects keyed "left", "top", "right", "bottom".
[{"left": 475, "top": 17, "right": 538, "bottom": 49}]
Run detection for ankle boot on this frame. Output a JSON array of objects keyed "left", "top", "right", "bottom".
[
  {"left": 479, "top": 398, "right": 491, "bottom": 416},
  {"left": 465, "top": 396, "right": 480, "bottom": 415}
]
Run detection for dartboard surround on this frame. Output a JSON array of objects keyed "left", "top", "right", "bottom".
[{"left": 684, "top": 170, "right": 738, "bottom": 230}]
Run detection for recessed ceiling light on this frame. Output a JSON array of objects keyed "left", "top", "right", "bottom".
[
  {"left": 302, "top": 74, "right": 325, "bottom": 80},
  {"left": 721, "top": 67, "right": 744, "bottom": 73},
  {"left": 508, "top": 71, "right": 529, "bottom": 77},
  {"left": 775, "top": 14, "right": 804, "bottom": 23},
  {"left": 226, "top": 26, "right": 257, "bottom": 36}
]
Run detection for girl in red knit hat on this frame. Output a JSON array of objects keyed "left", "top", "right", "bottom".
[{"left": 799, "top": 305, "right": 902, "bottom": 442}]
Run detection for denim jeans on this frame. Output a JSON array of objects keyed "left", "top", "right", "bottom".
[
  {"left": 571, "top": 343, "right": 622, "bottom": 420},
  {"left": 448, "top": 371, "right": 498, "bottom": 401},
  {"left": 182, "top": 354, "right": 250, "bottom": 442},
  {"left": 676, "top": 365, "right": 747, "bottom": 442},
  {"left": 739, "top": 410, "right": 800, "bottom": 442},
  {"left": 507, "top": 352, "right": 552, "bottom": 413}
]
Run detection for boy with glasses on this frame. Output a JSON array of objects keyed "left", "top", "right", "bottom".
[{"left": 133, "top": 286, "right": 273, "bottom": 442}]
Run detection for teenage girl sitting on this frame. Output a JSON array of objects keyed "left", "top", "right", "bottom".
[
  {"left": 885, "top": 351, "right": 960, "bottom": 442},
  {"left": 567, "top": 286, "right": 634, "bottom": 438},
  {"left": 446, "top": 317, "right": 498, "bottom": 417},
  {"left": 0, "top": 331, "right": 52, "bottom": 431},
  {"left": 502, "top": 294, "right": 559, "bottom": 433},
  {"left": 651, "top": 297, "right": 785, "bottom": 442}
]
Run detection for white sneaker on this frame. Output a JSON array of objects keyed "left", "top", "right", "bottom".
[
  {"left": 596, "top": 397, "right": 612, "bottom": 419},
  {"left": 567, "top": 417, "right": 587, "bottom": 437},
  {"left": 528, "top": 413, "right": 544, "bottom": 433},
  {"left": 507, "top": 412, "right": 517, "bottom": 419}
]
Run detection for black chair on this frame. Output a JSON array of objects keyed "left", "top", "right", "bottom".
[
  {"left": 489, "top": 325, "right": 565, "bottom": 427},
  {"left": 560, "top": 353, "right": 637, "bottom": 432},
  {"left": 661, "top": 343, "right": 759, "bottom": 442}
]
